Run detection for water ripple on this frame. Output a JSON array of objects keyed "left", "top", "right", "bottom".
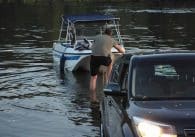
[
  {"left": 0, "top": 92, "right": 60, "bottom": 100},
  {"left": 130, "top": 8, "right": 195, "bottom": 14}
]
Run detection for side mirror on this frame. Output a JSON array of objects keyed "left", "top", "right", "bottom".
[{"left": 104, "top": 83, "right": 126, "bottom": 96}]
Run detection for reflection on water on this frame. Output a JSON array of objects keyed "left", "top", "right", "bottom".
[{"left": 1, "top": 1, "right": 195, "bottom": 137}]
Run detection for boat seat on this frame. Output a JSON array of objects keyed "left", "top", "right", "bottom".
[{"left": 75, "top": 39, "right": 92, "bottom": 50}]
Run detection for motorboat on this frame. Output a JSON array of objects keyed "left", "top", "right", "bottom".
[{"left": 53, "top": 14, "right": 124, "bottom": 72}]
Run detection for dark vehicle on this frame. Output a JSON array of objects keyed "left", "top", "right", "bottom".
[{"left": 100, "top": 51, "right": 195, "bottom": 137}]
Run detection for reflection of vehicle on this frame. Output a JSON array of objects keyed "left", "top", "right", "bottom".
[
  {"left": 100, "top": 51, "right": 195, "bottom": 137},
  {"left": 53, "top": 14, "right": 124, "bottom": 71}
]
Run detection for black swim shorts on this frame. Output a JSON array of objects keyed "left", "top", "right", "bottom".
[{"left": 90, "top": 55, "right": 112, "bottom": 76}]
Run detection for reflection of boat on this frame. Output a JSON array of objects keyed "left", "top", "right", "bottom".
[{"left": 53, "top": 14, "right": 124, "bottom": 71}]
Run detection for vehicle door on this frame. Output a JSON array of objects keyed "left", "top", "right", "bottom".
[{"left": 103, "top": 60, "right": 129, "bottom": 137}]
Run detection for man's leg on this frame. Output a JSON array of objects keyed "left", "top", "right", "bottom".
[
  {"left": 89, "top": 75, "right": 98, "bottom": 102},
  {"left": 106, "top": 63, "right": 113, "bottom": 83},
  {"left": 90, "top": 75, "right": 97, "bottom": 91}
]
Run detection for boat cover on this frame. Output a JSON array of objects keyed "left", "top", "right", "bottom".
[{"left": 63, "top": 14, "right": 119, "bottom": 23}]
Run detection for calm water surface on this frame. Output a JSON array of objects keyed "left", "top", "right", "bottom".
[{"left": 1, "top": 1, "right": 195, "bottom": 137}]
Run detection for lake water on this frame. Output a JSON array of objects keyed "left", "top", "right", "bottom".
[{"left": 1, "top": 1, "right": 195, "bottom": 137}]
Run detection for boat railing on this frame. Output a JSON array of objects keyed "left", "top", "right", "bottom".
[{"left": 57, "top": 15, "right": 124, "bottom": 49}]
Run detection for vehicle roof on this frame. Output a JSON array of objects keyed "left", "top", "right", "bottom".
[
  {"left": 63, "top": 14, "right": 120, "bottom": 23},
  {"left": 133, "top": 51, "right": 195, "bottom": 60},
  {"left": 122, "top": 50, "right": 195, "bottom": 64}
]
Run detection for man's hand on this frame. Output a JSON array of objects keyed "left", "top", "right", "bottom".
[{"left": 114, "top": 44, "right": 125, "bottom": 53}]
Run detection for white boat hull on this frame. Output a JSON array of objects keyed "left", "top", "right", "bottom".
[{"left": 53, "top": 42, "right": 91, "bottom": 71}]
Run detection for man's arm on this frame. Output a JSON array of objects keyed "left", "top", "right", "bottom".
[{"left": 114, "top": 44, "right": 125, "bottom": 53}]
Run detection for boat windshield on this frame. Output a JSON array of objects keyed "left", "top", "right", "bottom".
[{"left": 132, "top": 57, "right": 195, "bottom": 99}]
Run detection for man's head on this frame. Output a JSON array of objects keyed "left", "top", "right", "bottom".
[{"left": 104, "top": 28, "right": 112, "bottom": 36}]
